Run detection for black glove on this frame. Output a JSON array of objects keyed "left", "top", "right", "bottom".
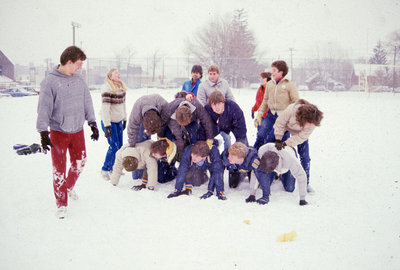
[
  {"left": 122, "top": 121, "right": 127, "bottom": 130},
  {"left": 299, "top": 200, "right": 308, "bottom": 206},
  {"left": 275, "top": 140, "right": 286, "bottom": 150},
  {"left": 200, "top": 191, "right": 213, "bottom": 200},
  {"left": 88, "top": 122, "right": 99, "bottom": 141},
  {"left": 180, "top": 189, "right": 192, "bottom": 196},
  {"left": 132, "top": 184, "right": 146, "bottom": 191},
  {"left": 40, "top": 131, "right": 53, "bottom": 154},
  {"left": 251, "top": 112, "right": 254, "bottom": 119},
  {"left": 104, "top": 126, "right": 112, "bottom": 138},
  {"left": 245, "top": 194, "right": 256, "bottom": 203}
]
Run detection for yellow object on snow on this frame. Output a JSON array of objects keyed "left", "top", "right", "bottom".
[
  {"left": 243, "top": 220, "right": 251, "bottom": 225},
  {"left": 277, "top": 230, "right": 297, "bottom": 242}
]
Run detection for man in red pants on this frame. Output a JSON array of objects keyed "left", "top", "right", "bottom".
[{"left": 36, "top": 46, "right": 99, "bottom": 219}]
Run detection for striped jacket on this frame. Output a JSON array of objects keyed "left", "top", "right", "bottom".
[{"left": 100, "top": 79, "right": 126, "bottom": 126}]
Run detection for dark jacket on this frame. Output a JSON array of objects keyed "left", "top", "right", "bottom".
[
  {"left": 205, "top": 99, "right": 247, "bottom": 142},
  {"left": 127, "top": 94, "right": 170, "bottom": 147},
  {"left": 167, "top": 98, "right": 214, "bottom": 149},
  {"left": 175, "top": 145, "right": 224, "bottom": 193}
]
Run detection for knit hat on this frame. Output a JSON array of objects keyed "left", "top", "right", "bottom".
[
  {"left": 191, "top": 65, "right": 203, "bottom": 78},
  {"left": 260, "top": 151, "right": 279, "bottom": 173}
]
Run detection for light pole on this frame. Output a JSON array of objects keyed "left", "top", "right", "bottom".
[{"left": 71, "top": 21, "right": 81, "bottom": 46}]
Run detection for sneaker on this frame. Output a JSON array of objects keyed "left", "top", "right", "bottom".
[
  {"left": 101, "top": 170, "right": 111, "bottom": 181},
  {"left": 307, "top": 185, "right": 315, "bottom": 193},
  {"left": 68, "top": 189, "right": 78, "bottom": 200},
  {"left": 56, "top": 206, "right": 67, "bottom": 219}
]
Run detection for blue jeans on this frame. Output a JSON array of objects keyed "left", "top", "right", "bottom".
[
  {"left": 101, "top": 121, "right": 124, "bottom": 171},
  {"left": 253, "top": 116, "right": 273, "bottom": 150}
]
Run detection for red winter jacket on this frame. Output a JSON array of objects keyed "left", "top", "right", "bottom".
[{"left": 251, "top": 85, "right": 268, "bottom": 118}]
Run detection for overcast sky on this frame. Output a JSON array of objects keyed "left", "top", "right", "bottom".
[{"left": 1, "top": 0, "right": 399, "bottom": 66}]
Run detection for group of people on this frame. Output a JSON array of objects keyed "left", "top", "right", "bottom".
[{"left": 36, "top": 46, "right": 323, "bottom": 219}]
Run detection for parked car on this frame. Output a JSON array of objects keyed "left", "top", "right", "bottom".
[
  {"left": 0, "top": 88, "right": 38, "bottom": 97},
  {"left": 21, "top": 86, "right": 40, "bottom": 94}
]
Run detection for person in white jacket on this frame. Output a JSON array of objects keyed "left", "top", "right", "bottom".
[
  {"left": 99, "top": 68, "right": 127, "bottom": 180},
  {"left": 246, "top": 143, "right": 308, "bottom": 206}
]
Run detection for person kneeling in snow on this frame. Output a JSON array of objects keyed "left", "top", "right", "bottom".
[
  {"left": 222, "top": 142, "right": 268, "bottom": 201},
  {"left": 167, "top": 141, "right": 226, "bottom": 200},
  {"left": 110, "top": 140, "right": 158, "bottom": 190},
  {"left": 246, "top": 142, "right": 308, "bottom": 206}
]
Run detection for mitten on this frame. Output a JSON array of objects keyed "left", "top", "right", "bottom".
[
  {"left": 200, "top": 191, "right": 213, "bottom": 200},
  {"left": 40, "top": 131, "right": 53, "bottom": 154},
  {"left": 245, "top": 194, "right": 256, "bottom": 203},
  {"left": 167, "top": 190, "right": 182, "bottom": 198},
  {"left": 132, "top": 184, "right": 146, "bottom": 191},
  {"left": 104, "top": 126, "right": 112, "bottom": 138},
  {"left": 89, "top": 122, "right": 99, "bottom": 141},
  {"left": 254, "top": 112, "right": 262, "bottom": 127}
]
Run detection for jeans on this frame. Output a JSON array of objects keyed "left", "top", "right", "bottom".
[{"left": 101, "top": 121, "right": 124, "bottom": 171}]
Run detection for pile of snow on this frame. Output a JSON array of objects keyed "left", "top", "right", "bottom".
[{"left": 0, "top": 88, "right": 399, "bottom": 270}]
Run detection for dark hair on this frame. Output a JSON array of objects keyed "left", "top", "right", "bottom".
[
  {"left": 208, "top": 90, "right": 225, "bottom": 106},
  {"left": 143, "top": 110, "right": 161, "bottom": 134},
  {"left": 296, "top": 99, "right": 323, "bottom": 127},
  {"left": 260, "top": 72, "right": 272, "bottom": 81},
  {"left": 271, "top": 60, "right": 288, "bottom": 77},
  {"left": 191, "top": 65, "right": 203, "bottom": 78},
  {"left": 175, "top": 91, "right": 188, "bottom": 99},
  {"left": 60, "top": 46, "right": 86, "bottom": 65},
  {"left": 260, "top": 151, "right": 279, "bottom": 173},
  {"left": 150, "top": 139, "right": 169, "bottom": 156},
  {"left": 175, "top": 105, "right": 192, "bottom": 126},
  {"left": 122, "top": 156, "right": 138, "bottom": 172},
  {"left": 191, "top": 141, "right": 210, "bottom": 157}
]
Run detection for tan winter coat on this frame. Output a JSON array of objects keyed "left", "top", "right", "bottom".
[
  {"left": 258, "top": 76, "right": 299, "bottom": 115},
  {"left": 273, "top": 102, "right": 316, "bottom": 147},
  {"left": 110, "top": 140, "right": 158, "bottom": 187}
]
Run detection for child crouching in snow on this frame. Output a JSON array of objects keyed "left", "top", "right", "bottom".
[
  {"left": 167, "top": 141, "right": 226, "bottom": 200},
  {"left": 246, "top": 142, "right": 308, "bottom": 206},
  {"left": 110, "top": 140, "right": 158, "bottom": 190}
]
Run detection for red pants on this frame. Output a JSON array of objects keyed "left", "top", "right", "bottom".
[{"left": 50, "top": 129, "right": 86, "bottom": 207}]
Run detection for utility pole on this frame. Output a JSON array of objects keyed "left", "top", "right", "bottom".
[
  {"left": 393, "top": 45, "right": 398, "bottom": 92},
  {"left": 71, "top": 21, "right": 81, "bottom": 46},
  {"left": 289, "top": 48, "right": 294, "bottom": 80}
]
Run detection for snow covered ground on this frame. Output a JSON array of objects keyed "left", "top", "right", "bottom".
[{"left": 1, "top": 88, "right": 400, "bottom": 270}]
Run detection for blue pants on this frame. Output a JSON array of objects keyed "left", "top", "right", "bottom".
[
  {"left": 253, "top": 110, "right": 278, "bottom": 150},
  {"left": 131, "top": 124, "right": 150, "bottom": 179},
  {"left": 101, "top": 121, "right": 124, "bottom": 172}
]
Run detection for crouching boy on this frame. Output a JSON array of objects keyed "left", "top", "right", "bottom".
[
  {"left": 110, "top": 140, "right": 158, "bottom": 190},
  {"left": 252, "top": 142, "right": 308, "bottom": 206},
  {"left": 167, "top": 141, "right": 226, "bottom": 200}
]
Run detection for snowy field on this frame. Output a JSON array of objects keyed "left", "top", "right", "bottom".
[{"left": 1, "top": 88, "right": 400, "bottom": 270}]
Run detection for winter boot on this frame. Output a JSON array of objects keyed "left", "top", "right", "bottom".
[
  {"left": 56, "top": 206, "right": 67, "bottom": 219},
  {"left": 101, "top": 170, "right": 111, "bottom": 181},
  {"left": 67, "top": 189, "right": 78, "bottom": 200},
  {"left": 256, "top": 196, "right": 269, "bottom": 205},
  {"left": 229, "top": 171, "right": 241, "bottom": 188}
]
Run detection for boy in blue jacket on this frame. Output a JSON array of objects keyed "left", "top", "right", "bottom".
[
  {"left": 221, "top": 142, "right": 268, "bottom": 200},
  {"left": 204, "top": 90, "right": 248, "bottom": 146},
  {"left": 182, "top": 65, "right": 202, "bottom": 97},
  {"left": 167, "top": 141, "right": 226, "bottom": 200}
]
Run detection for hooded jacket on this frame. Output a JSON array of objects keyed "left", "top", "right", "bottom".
[
  {"left": 258, "top": 143, "right": 307, "bottom": 200},
  {"left": 205, "top": 99, "right": 247, "bottom": 142},
  {"left": 37, "top": 66, "right": 96, "bottom": 133},
  {"left": 257, "top": 76, "right": 299, "bottom": 115},
  {"left": 110, "top": 140, "right": 158, "bottom": 187},
  {"left": 273, "top": 101, "right": 316, "bottom": 147},
  {"left": 197, "top": 77, "right": 235, "bottom": 106},
  {"left": 127, "top": 94, "right": 170, "bottom": 147}
]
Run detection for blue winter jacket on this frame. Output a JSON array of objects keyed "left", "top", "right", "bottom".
[
  {"left": 221, "top": 147, "right": 268, "bottom": 183},
  {"left": 205, "top": 99, "right": 247, "bottom": 143},
  {"left": 175, "top": 144, "right": 224, "bottom": 193},
  {"left": 182, "top": 79, "right": 201, "bottom": 96}
]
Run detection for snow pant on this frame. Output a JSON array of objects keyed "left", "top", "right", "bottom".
[
  {"left": 132, "top": 123, "right": 151, "bottom": 180},
  {"left": 101, "top": 121, "right": 124, "bottom": 172},
  {"left": 50, "top": 129, "right": 86, "bottom": 208},
  {"left": 157, "top": 159, "right": 177, "bottom": 183}
]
